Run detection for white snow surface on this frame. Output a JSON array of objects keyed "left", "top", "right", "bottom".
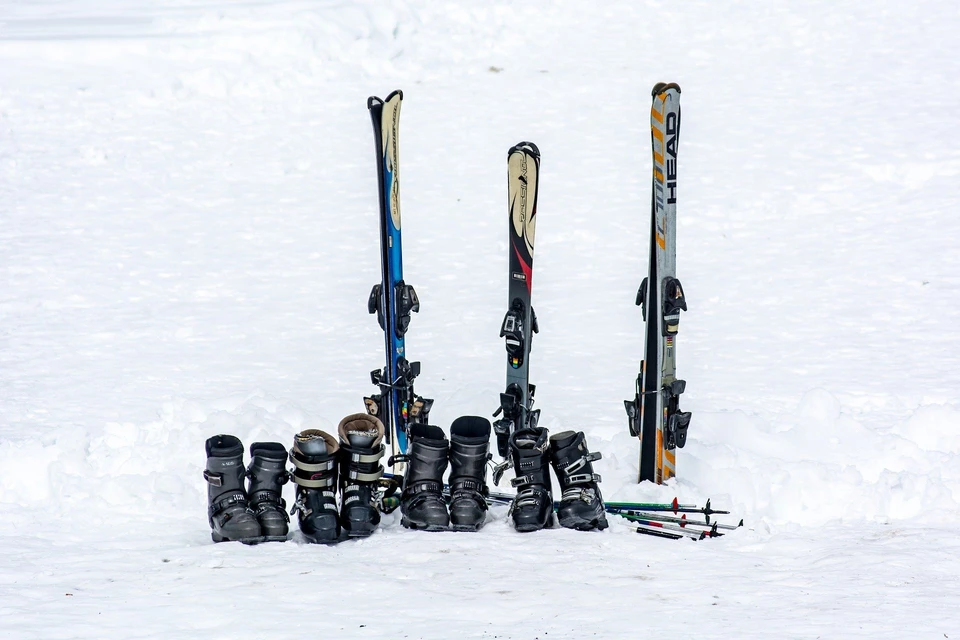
[{"left": 2, "top": 0, "right": 960, "bottom": 637}]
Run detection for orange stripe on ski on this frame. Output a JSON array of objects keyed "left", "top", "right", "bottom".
[{"left": 651, "top": 101, "right": 665, "bottom": 123}]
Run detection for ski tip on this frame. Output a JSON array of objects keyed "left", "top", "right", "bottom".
[
  {"left": 385, "top": 89, "right": 403, "bottom": 103},
  {"left": 738, "top": 519, "right": 744, "bottom": 528},
  {"left": 651, "top": 82, "right": 681, "bottom": 97},
  {"left": 672, "top": 497, "right": 679, "bottom": 513},
  {"left": 367, "top": 95, "right": 383, "bottom": 110},
  {"left": 508, "top": 141, "right": 540, "bottom": 159}
]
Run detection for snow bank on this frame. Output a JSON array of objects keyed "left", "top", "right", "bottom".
[{"left": 2, "top": 388, "right": 957, "bottom": 535}]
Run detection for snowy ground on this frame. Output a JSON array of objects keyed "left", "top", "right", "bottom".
[{"left": 2, "top": 1, "right": 960, "bottom": 638}]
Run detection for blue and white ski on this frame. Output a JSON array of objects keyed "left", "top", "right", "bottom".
[{"left": 364, "top": 90, "right": 433, "bottom": 465}]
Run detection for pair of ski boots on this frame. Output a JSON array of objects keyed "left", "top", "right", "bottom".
[
  {"left": 203, "top": 435, "right": 291, "bottom": 544},
  {"left": 509, "top": 427, "right": 608, "bottom": 533},
  {"left": 399, "top": 416, "right": 492, "bottom": 532},
  {"left": 288, "top": 413, "right": 387, "bottom": 542}
]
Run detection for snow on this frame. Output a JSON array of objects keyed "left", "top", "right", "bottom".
[{"left": 2, "top": 0, "right": 959, "bottom": 637}]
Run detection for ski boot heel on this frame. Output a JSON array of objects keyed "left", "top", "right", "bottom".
[{"left": 549, "top": 431, "right": 608, "bottom": 531}]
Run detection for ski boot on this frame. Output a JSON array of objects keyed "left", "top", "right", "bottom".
[
  {"left": 337, "top": 414, "right": 385, "bottom": 537},
  {"left": 203, "top": 434, "right": 261, "bottom": 544},
  {"left": 289, "top": 429, "right": 341, "bottom": 543},
  {"left": 549, "top": 431, "right": 608, "bottom": 531},
  {"left": 401, "top": 424, "right": 450, "bottom": 531},
  {"left": 246, "top": 442, "right": 290, "bottom": 542},
  {"left": 448, "top": 416, "right": 491, "bottom": 532},
  {"left": 508, "top": 426, "right": 554, "bottom": 532}
]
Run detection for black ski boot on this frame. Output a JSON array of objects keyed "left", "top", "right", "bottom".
[
  {"left": 289, "top": 430, "right": 341, "bottom": 543},
  {"left": 338, "top": 414, "right": 385, "bottom": 537},
  {"left": 246, "top": 442, "right": 290, "bottom": 542},
  {"left": 448, "top": 416, "right": 491, "bottom": 532},
  {"left": 203, "top": 434, "right": 261, "bottom": 544},
  {"left": 509, "top": 426, "right": 554, "bottom": 532},
  {"left": 401, "top": 424, "right": 450, "bottom": 531},
  {"left": 549, "top": 431, "right": 608, "bottom": 531}
]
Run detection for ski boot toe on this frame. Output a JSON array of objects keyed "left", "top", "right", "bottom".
[
  {"left": 400, "top": 495, "right": 450, "bottom": 531},
  {"left": 342, "top": 515, "right": 381, "bottom": 538},
  {"left": 401, "top": 513, "right": 450, "bottom": 532},
  {"left": 449, "top": 506, "right": 486, "bottom": 532},
  {"left": 513, "top": 512, "right": 554, "bottom": 533}
]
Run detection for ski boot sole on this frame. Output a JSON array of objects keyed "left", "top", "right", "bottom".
[
  {"left": 301, "top": 535, "right": 341, "bottom": 544},
  {"left": 558, "top": 515, "right": 609, "bottom": 531},
  {"left": 259, "top": 534, "right": 289, "bottom": 542},
  {"left": 343, "top": 522, "right": 379, "bottom": 538},
  {"left": 401, "top": 516, "right": 449, "bottom": 532},
  {"left": 211, "top": 532, "right": 262, "bottom": 545}
]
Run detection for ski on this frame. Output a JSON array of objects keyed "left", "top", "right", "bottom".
[
  {"left": 492, "top": 142, "right": 541, "bottom": 474},
  {"left": 364, "top": 90, "right": 433, "bottom": 467},
  {"left": 625, "top": 82, "right": 691, "bottom": 484}
]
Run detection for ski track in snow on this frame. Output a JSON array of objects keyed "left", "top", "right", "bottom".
[{"left": 2, "top": 1, "right": 959, "bottom": 637}]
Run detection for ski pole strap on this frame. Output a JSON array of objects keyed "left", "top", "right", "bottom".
[{"left": 208, "top": 492, "right": 247, "bottom": 519}]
